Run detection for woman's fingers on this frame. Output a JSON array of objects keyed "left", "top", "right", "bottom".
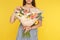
[
  {"left": 22, "top": 26, "right": 32, "bottom": 32},
  {"left": 14, "top": 9, "right": 20, "bottom": 13},
  {"left": 16, "top": 6, "right": 21, "bottom": 10},
  {"left": 25, "top": 27, "right": 31, "bottom": 31},
  {"left": 14, "top": 6, "right": 21, "bottom": 13},
  {"left": 24, "top": 28, "right": 29, "bottom": 33},
  {"left": 22, "top": 26, "right": 26, "bottom": 30}
]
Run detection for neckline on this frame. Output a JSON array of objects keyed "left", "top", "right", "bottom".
[{"left": 22, "top": 5, "right": 35, "bottom": 9}]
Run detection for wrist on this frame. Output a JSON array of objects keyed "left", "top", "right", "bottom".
[
  {"left": 29, "top": 27, "right": 32, "bottom": 30},
  {"left": 26, "top": 26, "right": 32, "bottom": 30}
]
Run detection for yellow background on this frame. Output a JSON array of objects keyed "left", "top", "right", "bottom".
[{"left": 0, "top": 0, "right": 60, "bottom": 40}]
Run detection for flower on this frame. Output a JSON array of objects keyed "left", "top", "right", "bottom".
[
  {"left": 35, "top": 20, "right": 39, "bottom": 25},
  {"left": 30, "top": 13, "right": 38, "bottom": 19}
]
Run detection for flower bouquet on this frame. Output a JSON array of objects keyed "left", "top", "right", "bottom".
[{"left": 15, "top": 7, "right": 42, "bottom": 38}]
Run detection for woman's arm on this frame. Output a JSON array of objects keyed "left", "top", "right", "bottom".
[
  {"left": 10, "top": 6, "right": 21, "bottom": 24},
  {"left": 23, "top": 20, "right": 42, "bottom": 31},
  {"left": 10, "top": 13, "right": 16, "bottom": 24},
  {"left": 31, "top": 20, "right": 42, "bottom": 30}
]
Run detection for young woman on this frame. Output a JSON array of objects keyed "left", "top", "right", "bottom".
[{"left": 10, "top": 0, "right": 42, "bottom": 40}]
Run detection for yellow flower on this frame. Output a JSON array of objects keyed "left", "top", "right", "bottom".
[
  {"left": 27, "top": 15, "right": 30, "bottom": 19},
  {"left": 19, "top": 13, "right": 23, "bottom": 16},
  {"left": 35, "top": 20, "right": 39, "bottom": 25},
  {"left": 17, "top": 13, "right": 23, "bottom": 16},
  {"left": 16, "top": 13, "right": 20, "bottom": 15},
  {"left": 27, "top": 16, "right": 29, "bottom": 18}
]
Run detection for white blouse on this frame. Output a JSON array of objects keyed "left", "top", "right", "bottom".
[{"left": 22, "top": 7, "right": 42, "bottom": 14}]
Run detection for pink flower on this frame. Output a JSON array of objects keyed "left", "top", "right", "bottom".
[
  {"left": 30, "top": 13, "right": 38, "bottom": 19},
  {"left": 23, "top": 9, "right": 29, "bottom": 15}
]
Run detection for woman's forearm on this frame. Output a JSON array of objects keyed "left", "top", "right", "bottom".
[
  {"left": 31, "top": 20, "right": 42, "bottom": 30},
  {"left": 10, "top": 13, "right": 16, "bottom": 23}
]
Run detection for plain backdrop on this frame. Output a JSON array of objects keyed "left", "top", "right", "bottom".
[{"left": 0, "top": 0, "right": 60, "bottom": 40}]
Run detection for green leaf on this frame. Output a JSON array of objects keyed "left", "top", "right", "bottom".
[
  {"left": 19, "top": 8, "right": 24, "bottom": 15},
  {"left": 22, "top": 30, "right": 31, "bottom": 38}
]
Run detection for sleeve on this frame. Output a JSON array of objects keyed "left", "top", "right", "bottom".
[
  {"left": 39, "top": 15, "right": 42, "bottom": 21},
  {"left": 36, "top": 8, "right": 43, "bottom": 21}
]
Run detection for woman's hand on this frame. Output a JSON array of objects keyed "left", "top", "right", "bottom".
[
  {"left": 22, "top": 26, "right": 32, "bottom": 33},
  {"left": 10, "top": 6, "right": 21, "bottom": 23},
  {"left": 30, "top": 20, "right": 42, "bottom": 29},
  {"left": 14, "top": 6, "right": 21, "bottom": 13}
]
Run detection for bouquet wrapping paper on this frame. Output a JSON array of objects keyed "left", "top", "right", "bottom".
[{"left": 15, "top": 7, "right": 42, "bottom": 38}]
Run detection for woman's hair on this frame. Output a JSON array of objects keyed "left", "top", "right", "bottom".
[{"left": 23, "top": 0, "right": 36, "bottom": 7}]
